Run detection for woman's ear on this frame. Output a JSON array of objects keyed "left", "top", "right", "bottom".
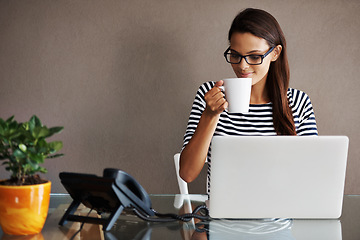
[{"left": 271, "top": 45, "right": 282, "bottom": 62}]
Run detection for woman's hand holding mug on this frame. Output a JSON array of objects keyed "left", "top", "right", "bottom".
[{"left": 204, "top": 80, "right": 228, "bottom": 116}]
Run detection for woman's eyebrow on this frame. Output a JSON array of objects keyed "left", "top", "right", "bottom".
[
  {"left": 230, "top": 48, "right": 265, "bottom": 55},
  {"left": 246, "top": 49, "right": 264, "bottom": 54},
  {"left": 229, "top": 48, "right": 240, "bottom": 54}
]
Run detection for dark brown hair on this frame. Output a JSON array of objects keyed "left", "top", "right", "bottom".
[{"left": 228, "top": 8, "right": 296, "bottom": 135}]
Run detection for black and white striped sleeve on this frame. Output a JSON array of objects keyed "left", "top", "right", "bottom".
[
  {"left": 182, "top": 82, "right": 215, "bottom": 150},
  {"left": 290, "top": 88, "right": 318, "bottom": 136}
]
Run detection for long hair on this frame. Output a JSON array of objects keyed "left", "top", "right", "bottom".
[{"left": 228, "top": 8, "right": 296, "bottom": 135}]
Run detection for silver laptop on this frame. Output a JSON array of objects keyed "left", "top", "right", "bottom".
[{"left": 208, "top": 136, "right": 349, "bottom": 219}]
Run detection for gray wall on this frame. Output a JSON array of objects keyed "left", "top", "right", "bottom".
[{"left": 0, "top": 0, "right": 359, "bottom": 194}]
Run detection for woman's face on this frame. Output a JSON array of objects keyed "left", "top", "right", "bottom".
[{"left": 229, "top": 32, "right": 279, "bottom": 86}]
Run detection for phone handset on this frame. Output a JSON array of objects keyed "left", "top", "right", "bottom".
[{"left": 103, "top": 168, "right": 153, "bottom": 216}]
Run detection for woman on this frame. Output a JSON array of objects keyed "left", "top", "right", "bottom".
[{"left": 179, "top": 8, "right": 318, "bottom": 188}]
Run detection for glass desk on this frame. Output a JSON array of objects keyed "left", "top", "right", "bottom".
[{"left": 0, "top": 194, "right": 359, "bottom": 240}]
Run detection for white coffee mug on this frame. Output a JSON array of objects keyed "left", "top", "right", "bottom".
[{"left": 220, "top": 78, "right": 252, "bottom": 113}]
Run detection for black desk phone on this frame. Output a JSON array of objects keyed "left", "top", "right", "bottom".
[
  {"left": 59, "top": 168, "right": 209, "bottom": 231},
  {"left": 59, "top": 168, "right": 154, "bottom": 231}
]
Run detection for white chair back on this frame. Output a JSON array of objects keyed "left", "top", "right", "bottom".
[
  {"left": 173, "top": 153, "right": 209, "bottom": 211},
  {"left": 173, "top": 153, "right": 189, "bottom": 194}
]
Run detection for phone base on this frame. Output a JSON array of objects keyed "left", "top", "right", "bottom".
[{"left": 59, "top": 199, "right": 124, "bottom": 231}]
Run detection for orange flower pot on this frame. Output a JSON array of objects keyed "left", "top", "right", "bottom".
[{"left": 0, "top": 181, "right": 51, "bottom": 235}]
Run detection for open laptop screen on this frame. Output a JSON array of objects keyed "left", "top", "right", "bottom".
[{"left": 208, "top": 136, "right": 349, "bottom": 219}]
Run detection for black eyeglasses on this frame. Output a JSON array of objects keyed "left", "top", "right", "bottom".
[{"left": 224, "top": 46, "right": 275, "bottom": 65}]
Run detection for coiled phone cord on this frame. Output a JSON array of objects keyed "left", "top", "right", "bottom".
[{"left": 133, "top": 205, "right": 211, "bottom": 222}]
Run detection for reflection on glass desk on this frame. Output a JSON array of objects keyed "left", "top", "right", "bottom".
[
  {"left": 0, "top": 194, "right": 359, "bottom": 240},
  {"left": 194, "top": 219, "right": 341, "bottom": 240}
]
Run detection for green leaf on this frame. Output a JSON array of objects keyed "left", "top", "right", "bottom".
[
  {"left": 39, "top": 167, "right": 47, "bottom": 173},
  {"left": 29, "top": 153, "right": 45, "bottom": 163},
  {"left": 25, "top": 160, "right": 39, "bottom": 172},
  {"left": 19, "top": 144, "right": 27, "bottom": 152},
  {"left": 13, "top": 149, "right": 26, "bottom": 159},
  {"left": 48, "top": 141, "right": 63, "bottom": 152},
  {"left": 26, "top": 147, "right": 37, "bottom": 154},
  {"left": 0, "top": 121, "right": 5, "bottom": 135},
  {"left": 8, "top": 131, "right": 21, "bottom": 140},
  {"left": 6, "top": 116, "right": 15, "bottom": 122},
  {"left": 36, "top": 139, "right": 48, "bottom": 153},
  {"left": 47, "top": 153, "right": 64, "bottom": 159},
  {"left": 9, "top": 121, "right": 19, "bottom": 132},
  {"left": 29, "top": 115, "right": 42, "bottom": 132},
  {"left": 48, "top": 127, "right": 64, "bottom": 137},
  {"left": 32, "top": 126, "right": 50, "bottom": 139}
]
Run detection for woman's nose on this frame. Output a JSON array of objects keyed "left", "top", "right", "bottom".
[{"left": 239, "top": 57, "right": 250, "bottom": 70}]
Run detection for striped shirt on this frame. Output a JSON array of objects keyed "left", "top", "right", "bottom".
[{"left": 181, "top": 81, "right": 318, "bottom": 192}]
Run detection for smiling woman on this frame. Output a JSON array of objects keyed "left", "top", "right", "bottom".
[{"left": 179, "top": 8, "right": 318, "bottom": 186}]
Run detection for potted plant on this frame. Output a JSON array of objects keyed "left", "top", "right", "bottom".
[{"left": 0, "top": 115, "right": 63, "bottom": 235}]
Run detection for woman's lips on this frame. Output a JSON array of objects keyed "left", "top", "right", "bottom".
[{"left": 239, "top": 72, "right": 253, "bottom": 78}]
